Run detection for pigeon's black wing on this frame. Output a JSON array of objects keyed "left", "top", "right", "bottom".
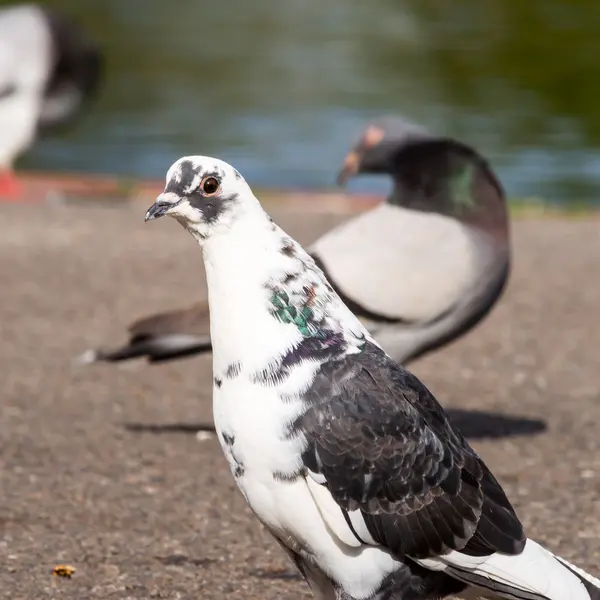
[{"left": 295, "top": 341, "right": 525, "bottom": 560}]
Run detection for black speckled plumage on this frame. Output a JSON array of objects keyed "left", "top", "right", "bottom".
[
  {"left": 225, "top": 361, "right": 242, "bottom": 379},
  {"left": 252, "top": 334, "right": 348, "bottom": 387}
]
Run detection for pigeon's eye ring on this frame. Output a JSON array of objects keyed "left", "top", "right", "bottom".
[{"left": 200, "top": 176, "right": 220, "bottom": 196}]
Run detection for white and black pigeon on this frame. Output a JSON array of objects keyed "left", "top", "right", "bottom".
[
  {"left": 0, "top": 4, "right": 103, "bottom": 197},
  {"left": 78, "top": 117, "right": 510, "bottom": 367},
  {"left": 142, "top": 155, "right": 599, "bottom": 600}
]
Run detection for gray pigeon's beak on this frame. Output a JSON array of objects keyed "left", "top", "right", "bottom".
[
  {"left": 336, "top": 150, "right": 361, "bottom": 186},
  {"left": 145, "top": 193, "right": 181, "bottom": 222}
]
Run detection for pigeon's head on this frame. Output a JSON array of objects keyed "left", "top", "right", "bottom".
[
  {"left": 337, "top": 117, "right": 428, "bottom": 184},
  {"left": 145, "top": 156, "right": 255, "bottom": 236},
  {"left": 338, "top": 117, "right": 507, "bottom": 233}
]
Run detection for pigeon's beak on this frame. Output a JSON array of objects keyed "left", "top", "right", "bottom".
[
  {"left": 336, "top": 150, "right": 361, "bottom": 186},
  {"left": 145, "top": 193, "right": 181, "bottom": 222}
]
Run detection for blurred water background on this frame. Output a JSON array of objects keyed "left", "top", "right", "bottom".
[{"left": 9, "top": 0, "right": 600, "bottom": 202}]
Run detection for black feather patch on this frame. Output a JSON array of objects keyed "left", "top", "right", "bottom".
[
  {"left": 294, "top": 341, "right": 525, "bottom": 560},
  {"left": 225, "top": 361, "right": 242, "bottom": 379}
]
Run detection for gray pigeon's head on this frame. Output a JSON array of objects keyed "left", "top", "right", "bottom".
[
  {"left": 337, "top": 117, "right": 429, "bottom": 185},
  {"left": 338, "top": 117, "right": 507, "bottom": 234},
  {"left": 145, "top": 156, "right": 255, "bottom": 235}
]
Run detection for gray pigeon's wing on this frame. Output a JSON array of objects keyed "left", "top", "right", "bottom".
[
  {"left": 79, "top": 301, "right": 212, "bottom": 364},
  {"left": 295, "top": 342, "right": 525, "bottom": 560}
]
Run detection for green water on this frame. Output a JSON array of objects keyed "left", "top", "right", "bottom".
[{"left": 10, "top": 0, "right": 600, "bottom": 201}]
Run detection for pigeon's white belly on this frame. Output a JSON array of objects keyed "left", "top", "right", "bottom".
[{"left": 212, "top": 377, "right": 402, "bottom": 599}]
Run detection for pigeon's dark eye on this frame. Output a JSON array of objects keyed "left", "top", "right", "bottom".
[{"left": 201, "top": 176, "right": 220, "bottom": 195}]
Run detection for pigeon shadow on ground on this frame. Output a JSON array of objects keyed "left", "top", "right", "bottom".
[
  {"left": 445, "top": 409, "right": 546, "bottom": 439},
  {"left": 249, "top": 567, "right": 302, "bottom": 581},
  {"left": 122, "top": 410, "right": 546, "bottom": 440}
]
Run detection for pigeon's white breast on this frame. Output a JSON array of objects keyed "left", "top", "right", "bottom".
[
  {"left": 310, "top": 203, "right": 496, "bottom": 323},
  {"left": 212, "top": 372, "right": 402, "bottom": 599},
  {"left": 213, "top": 375, "right": 308, "bottom": 489}
]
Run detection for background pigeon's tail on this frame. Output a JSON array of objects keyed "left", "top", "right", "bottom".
[
  {"left": 443, "top": 539, "right": 600, "bottom": 600},
  {"left": 74, "top": 303, "right": 213, "bottom": 366},
  {"left": 74, "top": 334, "right": 212, "bottom": 365}
]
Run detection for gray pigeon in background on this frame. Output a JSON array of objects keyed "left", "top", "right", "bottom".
[
  {"left": 0, "top": 4, "right": 103, "bottom": 196},
  {"left": 141, "top": 154, "right": 600, "bottom": 600},
  {"left": 78, "top": 117, "right": 510, "bottom": 366}
]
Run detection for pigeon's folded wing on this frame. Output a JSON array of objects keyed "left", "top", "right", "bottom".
[{"left": 296, "top": 343, "right": 525, "bottom": 560}]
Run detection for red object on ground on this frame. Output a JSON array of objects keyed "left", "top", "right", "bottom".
[{"left": 0, "top": 170, "right": 22, "bottom": 201}]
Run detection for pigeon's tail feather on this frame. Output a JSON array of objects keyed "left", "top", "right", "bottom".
[
  {"left": 74, "top": 334, "right": 212, "bottom": 365},
  {"left": 439, "top": 539, "right": 600, "bottom": 600},
  {"left": 555, "top": 556, "right": 600, "bottom": 600},
  {"left": 74, "top": 301, "right": 213, "bottom": 366}
]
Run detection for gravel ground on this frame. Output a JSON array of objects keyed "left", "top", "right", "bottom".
[{"left": 1, "top": 200, "right": 599, "bottom": 600}]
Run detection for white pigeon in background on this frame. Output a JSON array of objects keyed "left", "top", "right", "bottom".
[
  {"left": 0, "top": 4, "right": 103, "bottom": 198},
  {"left": 142, "top": 154, "right": 600, "bottom": 600},
  {"left": 78, "top": 117, "right": 510, "bottom": 367}
]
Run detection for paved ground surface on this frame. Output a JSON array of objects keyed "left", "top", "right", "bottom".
[{"left": 1, "top": 200, "right": 600, "bottom": 600}]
